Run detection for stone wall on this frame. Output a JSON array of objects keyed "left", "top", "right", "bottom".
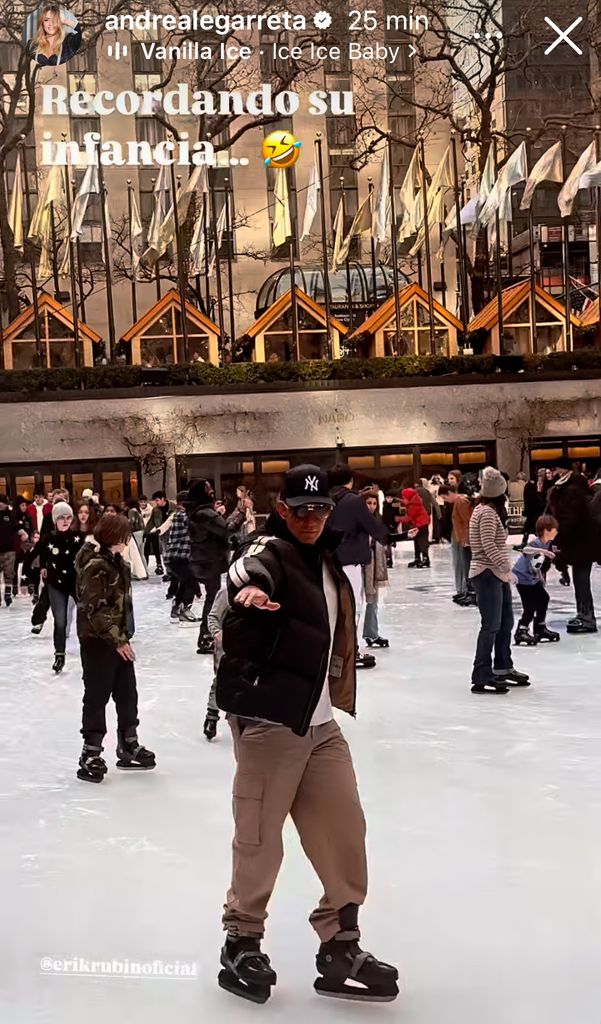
[{"left": 2, "top": 378, "right": 599, "bottom": 482}]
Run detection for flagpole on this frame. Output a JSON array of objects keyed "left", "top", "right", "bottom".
[
  {"left": 525, "top": 129, "right": 538, "bottom": 354},
  {"left": 287, "top": 167, "right": 299, "bottom": 360},
  {"left": 151, "top": 178, "right": 161, "bottom": 301},
  {"left": 367, "top": 177, "right": 378, "bottom": 310},
  {"left": 18, "top": 137, "right": 42, "bottom": 364},
  {"left": 223, "top": 175, "right": 236, "bottom": 353},
  {"left": 339, "top": 176, "right": 355, "bottom": 333},
  {"left": 492, "top": 138, "right": 505, "bottom": 353},
  {"left": 168, "top": 155, "right": 189, "bottom": 362},
  {"left": 62, "top": 160, "right": 80, "bottom": 369},
  {"left": 209, "top": 172, "right": 226, "bottom": 365},
  {"left": 75, "top": 236, "right": 86, "bottom": 321},
  {"left": 315, "top": 134, "right": 332, "bottom": 356},
  {"left": 386, "top": 134, "right": 401, "bottom": 355},
  {"left": 418, "top": 134, "right": 436, "bottom": 354},
  {"left": 560, "top": 125, "right": 572, "bottom": 352},
  {"left": 96, "top": 157, "right": 116, "bottom": 362},
  {"left": 439, "top": 222, "right": 447, "bottom": 308},
  {"left": 450, "top": 131, "right": 468, "bottom": 328},
  {"left": 202, "top": 197, "right": 211, "bottom": 316},
  {"left": 507, "top": 191, "right": 514, "bottom": 282},
  {"left": 49, "top": 202, "right": 61, "bottom": 296},
  {"left": 127, "top": 180, "right": 138, "bottom": 323},
  {"left": 595, "top": 126, "right": 601, "bottom": 348}
]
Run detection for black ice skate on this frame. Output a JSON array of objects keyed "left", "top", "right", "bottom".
[
  {"left": 421, "top": 555, "right": 431, "bottom": 568},
  {"left": 203, "top": 710, "right": 219, "bottom": 741},
  {"left": 52, "top": 653, "right": 65, "bottom": 673},
  {"left": 365, "top": 636, "right": 389, "bottom": 648},
  {"left": 407, "top": 558, "right": 422, "bottom": 568},
  {"left": 218, "top": 936, "right": 277, "bottom": 1004},
  {"left": 31, "top": 624, "right": 43, "bottom": 635},
  {"left": 534, "top": 622, "right": 560, "bottom": 643},
  {"left": 5, "top": 594, "right": 12, "bottom": 607},
  {"left": 77, "top": 744, "right": 107, "bottom": 783},
  {"left": 154, "top": 563, "right": 164, "bottom": 576},
  {"left": 566, "top": 617, "right": 597, "bottom": 634},
  {"left": 179, "top": 606, "right": 199, "bottom": 623},
  {"left": 313, "top": 903, "right": 398, "bottom": 1002},
  {"left": 514, "top": 625, "right": 537, "bottom": 647},
  {"left": 494, "top": 668, "right": 530, "bottom": 687},
  {"left": 170, "top": 600, "right": 181, "bottom": 621},
  {"left": 355, "top": 651, "right": 376, "bottom": 669},
  {"left": 197, "top": 633, "right": 215, "bottom": 655},
  {"left": 115, "top": 732, "right": 156, "bottom": 770}
]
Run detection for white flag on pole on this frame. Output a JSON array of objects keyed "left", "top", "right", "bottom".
[
  {"left": 8, "top": 153, "right": 24, "bottom": 252},
  {"left": 397, "top": 147, "right": 420, "bottom": 242},
  {"left": 479, "top": 142, "right": 527, "bottom": 227},
  {"left": 272, "top": 168, "right": 291, "bottom": 249},
  {"left": 331, "top": 197, "right": 345, "bottom": 272},
  {"left": 130, "top": 189, "right": 144, "bottom": 279},
  {"left": 332, "top": 192, "right": 371, "bottom": 271},
  {"left": 300, "top": 159, "right": 319, "bottom": 241},
  {"left": 69, "top": 163, "right": 99, "bottom": 240},
  {"left": 409, "top": 145, "right": 454, "bottom": 255},
  {"left": 520, "top": 141, "right": 563, "bottom": 210},
  {"left": 145, "top": 164, "right": 170, "bottom": 253},
  {"left": 558, "top": 141, "right": 596, "bottom": 217},
  {"left": 189, "top": 197, "right": 207, "bottom": 276},
  {"left": 371, "top": 148, "right": 390, "bottom": 244}
]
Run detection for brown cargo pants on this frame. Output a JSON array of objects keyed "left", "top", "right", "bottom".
[{"left": 222, "top": 717, "right": 368, "bottom": 943}]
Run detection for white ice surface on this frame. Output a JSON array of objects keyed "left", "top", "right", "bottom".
[{"left": 1, "top": 543, "right": 601, "bottom": 1023}]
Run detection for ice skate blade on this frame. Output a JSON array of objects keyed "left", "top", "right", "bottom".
[
  {"left": 314, "top": 978, "right": 399, "bottom": 1002},
  {"left": 218, "top": 969, "right": 271, "bottom": 1003},
  {"left": 115, "top": 762, "right": 156, "bottom": 770},
  {"left": 76, "top": 770, "right": 104, "bottom": 783}
]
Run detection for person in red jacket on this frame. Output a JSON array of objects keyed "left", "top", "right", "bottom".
[
  {"left": 27, "top": 492, "right": 52, "bottom": 534},
  {"left": 399, "top": 488, "right": 431, "bottom": 568}
]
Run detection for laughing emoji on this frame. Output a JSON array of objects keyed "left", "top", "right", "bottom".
[{"left": 262, "top": 131, "right": 301, "bottom": 168}]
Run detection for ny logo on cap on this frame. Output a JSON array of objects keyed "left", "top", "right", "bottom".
[{"left": 304, "top": 475, "right": 319, "bottom": 492}]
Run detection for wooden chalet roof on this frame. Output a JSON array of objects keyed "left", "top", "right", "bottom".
[
  {"left": 3, "top": 292, "right": 102, "bottom": 343},
  {"left": 468, "top": 281, "right": 581, "bottom": 333},
  {"left": 243, "top": 287, "right": 348, "bottom": 340},
  {"left": 351, "top": 282, "right": 463, "bottom": 338},
  {"left": 120, "top": 288, "right": 221, "bottom": 342},
  {"left": 579, "top": 297, "right": 599, "bottom": 327}
]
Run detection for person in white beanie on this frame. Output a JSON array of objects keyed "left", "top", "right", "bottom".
[
  {"left": 468, "top": 468, "right": 530, "bottom": 695},
  {"left": 38, "top": 501, "right": 84, "bottom": 674}
]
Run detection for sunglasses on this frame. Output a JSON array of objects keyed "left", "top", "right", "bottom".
[{"left": 291, "top": 504, "right": 332, "bottom": 520}]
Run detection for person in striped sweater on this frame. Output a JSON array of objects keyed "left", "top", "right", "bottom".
[{"left": 468, "top": 468, "right": 530, "bottom": 695}]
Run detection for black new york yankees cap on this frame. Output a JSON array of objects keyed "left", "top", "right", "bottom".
[{"left": 283, "top": 464, "right": 335, "bottom": 508}]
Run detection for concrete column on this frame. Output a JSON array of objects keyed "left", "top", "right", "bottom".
[
  {"left": 496, "top": 438, "right": 521, "bottom": 479},
  {"left": 141, "top": 455, "right": 178, "bottom": 499}
]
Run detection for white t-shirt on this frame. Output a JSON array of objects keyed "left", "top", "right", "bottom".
[{"left": 310, "top": 562, "right": 337, "bottom": 727}]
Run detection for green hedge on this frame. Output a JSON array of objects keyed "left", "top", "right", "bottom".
[{"left": 3, "top": 349, "right": 601, "bottom": 394}]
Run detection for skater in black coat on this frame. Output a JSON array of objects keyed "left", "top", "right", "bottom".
[
  {"left": 183, "top": 479, "right": 233, "bottom": 652},
  {"left": 38, "top": 502, "right": 84, "bottom": 672},
  {"left": 547, "top": 462, "right": 601, "bottom": 633}
]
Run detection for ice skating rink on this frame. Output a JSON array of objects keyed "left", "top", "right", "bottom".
[{"left": 2, "top": 542, "right": 601, "bottom": 1024}]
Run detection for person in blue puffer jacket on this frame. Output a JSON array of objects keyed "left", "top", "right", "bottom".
[{"left": 513, "top": 514, "right": 560, "bottom": 646}]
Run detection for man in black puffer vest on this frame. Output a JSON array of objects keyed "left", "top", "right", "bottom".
[{"left": 215, "top": 465, "right": 398, "bottom": 1005}]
